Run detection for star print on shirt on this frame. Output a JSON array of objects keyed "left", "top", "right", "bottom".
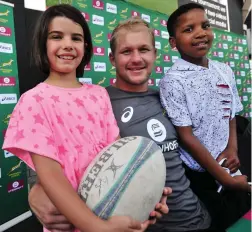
[
  {"left": 14, "top": 129, "right": 25, "bottom": 142},
  {"left": 33, "top": 94, "right": 44, "bottom": 103},
  {"left": 90, "top": 95, "right": 98, "bottom": 103},
  {"left": 75, "top": 144, "right": 83, "bottom": 153},
  {"left": 87, "top": 113, "right": 95, "bottom": 124},
  {"left": 51, "top": 95, "right": 60, "bottom": 103},
  {"left": 56, "top": 115, "right": 64, "bottom": 126},
  {"left": 76, "top": 125, "right": 84, "bottom": 134},
  {"left": 58, "top": 145, "right": 68, "bottom": 156},
  {"left": 100, "top": 120, "right": 105, "bottom": 128},
  {"left": 74, "top": 98, "right": 84, "bottom": 107},
  {"left": 105, "top": 158, "right": 124, "bottom": 179},
  {"left": 34, "top": 114, "right": 44, "bottom": 125},
  {"left": 46, "top": 136, "right": 55, "bottom": 146}
]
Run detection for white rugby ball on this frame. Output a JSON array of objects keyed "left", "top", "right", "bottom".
[{"left": 78, "top": 136, "right": 166, "bottom": 221}]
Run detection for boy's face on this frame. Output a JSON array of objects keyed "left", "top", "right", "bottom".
[{"left": 169, "top": 9, "right": 213, "bottom": 62}]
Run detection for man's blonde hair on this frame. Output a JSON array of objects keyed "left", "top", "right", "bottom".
[{"left": 110, "top": 17, "right": 155, "bottom": 54}]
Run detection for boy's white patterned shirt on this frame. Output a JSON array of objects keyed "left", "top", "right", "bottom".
[{"left": 160, "top": 59, "right": 243, "bottom": 171}]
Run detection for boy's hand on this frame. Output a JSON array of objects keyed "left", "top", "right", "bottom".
[
  {"left": 228, "top": 175, "right": 251, "bottom": 192},
  {"left": 29, "top": 184, "right": 73, "bottom": 231},
  {"left": 217, "top": 147, "right": 240, "bottom": 173}
]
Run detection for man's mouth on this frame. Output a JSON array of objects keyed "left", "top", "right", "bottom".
[{"left": 128, "top": 67, "right": 145, "bottom": 71}]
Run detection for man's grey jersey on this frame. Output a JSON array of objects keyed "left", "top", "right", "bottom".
[{"left": 106, "top": 86, "right": 211, "bottom": 232}]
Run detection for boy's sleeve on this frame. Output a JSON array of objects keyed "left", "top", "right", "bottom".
[
  {"left": 2, "top": 92, "right": 61, "bottom": 171},
  {"left": 230, "top": 68, "right": 243, "bottom": 118},
  {"left": 103, "top": 89, "right": 120, "bottom": 144},
  {"left": 159, "top": 77, "right": 192, "bottom": 127}
]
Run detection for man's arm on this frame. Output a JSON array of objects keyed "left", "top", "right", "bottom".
[
  {"left": 29, "top": 183, "right": 73, "bottom": 231},
  {"left": 29, "top": 182, "right": 172, "bottom": 231},
  {"left": 176, "top": 126, "right": 249, "bottom": 190}
]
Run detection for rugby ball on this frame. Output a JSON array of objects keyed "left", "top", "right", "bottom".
[{"left": 78, "top": 136, "right": 166, "bottom": 221}]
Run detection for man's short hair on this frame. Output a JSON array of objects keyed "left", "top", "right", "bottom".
[
  {"left": 110, "top": 17, "right": 155, "bottom": 54},
  {"left": 167, "top": 3, "right": 205, "bottom": 37}
]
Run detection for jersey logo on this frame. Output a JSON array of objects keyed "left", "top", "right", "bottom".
[
  {"left": 121, "top": 106, "right": 134, "bottom": 123},
  {"left": 147, "top": 119, "right": 166, "bottom": 142}
]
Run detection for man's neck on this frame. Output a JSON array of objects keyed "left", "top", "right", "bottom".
[{"left": 115, "top": 79, "right": 148, "bottom": 93}]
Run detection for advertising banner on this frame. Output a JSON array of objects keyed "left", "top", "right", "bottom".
[{"left": 0, "top": 1, "right": 31, "bottom": 231}]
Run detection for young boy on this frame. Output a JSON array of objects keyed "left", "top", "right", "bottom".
[{"left": 160, "top": 3, "right": 251, "bottom": 230}]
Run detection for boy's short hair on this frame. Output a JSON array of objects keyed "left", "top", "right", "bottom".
[
  {"left": 32, "top": 4, "right": 93, "bottom": 77},
  {"left": 110, "top": 17, "right": 155, "bottom": 54},
  {"left": 167, "top": 3, "right": 205, "bottom": 37}
]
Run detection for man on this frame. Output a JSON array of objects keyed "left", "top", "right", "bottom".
[{"left": 29, "top": 17, "right": 212, "bottom": 232}]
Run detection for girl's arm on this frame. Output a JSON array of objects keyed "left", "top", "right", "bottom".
[
  {"left": 31, "top": 154, "right": 107, "bottom": 232},
  {"left": 176, "top": 126, "right": 248, "bottom": 190}
]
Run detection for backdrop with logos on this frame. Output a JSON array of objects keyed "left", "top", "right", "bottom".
[
  {"left": 46, "top": 0, "right": 251, "bottom": 119},
  {"left": 0, "top": 1, "right": 31, "bottom": 231}
]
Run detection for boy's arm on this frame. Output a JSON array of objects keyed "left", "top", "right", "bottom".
[
  {"left": 31, "top": 154, "right": 143, "bottom": 232},
  {"left": 216, "top": 118, "right": 240, "bottom": 173},
  {"left": 216, "top": 68, "right": 243, "bottom": 172},
  {"left": 176, "top": 126, "right": 249, "bottom": 190}
]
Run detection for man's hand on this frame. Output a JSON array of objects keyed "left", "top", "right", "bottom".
[
  {"left": 217, "top": 147, "right": 240, "bottom": 173},
  {"left": 29, "top": 183, "right": 73, "bottom": 232},
  {"left": 149, "top": 187, "right": 172, "bottom": 223}
]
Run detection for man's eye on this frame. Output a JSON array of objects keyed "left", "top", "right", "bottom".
[
  {"left": 122, "top": 50, "right": 130, "bottom": 55},
  {"left": 140, "top": 48, "right": 149, "bottom": 53}
]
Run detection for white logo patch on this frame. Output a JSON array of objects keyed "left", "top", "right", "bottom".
[
  {"left": 147, "top": 119, "right": 166, "bottom": 142},
  {"left": 121, "top": 107, "right": 134, "bottom": 123}
]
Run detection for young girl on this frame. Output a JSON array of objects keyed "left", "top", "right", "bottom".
[{"left": 2, "top": 5, "right": 153, "bottom": 232}]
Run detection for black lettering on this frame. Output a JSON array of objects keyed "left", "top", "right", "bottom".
[
  {"left": 90, "top": 162, "right": 103, "bottom": 177},
  {"left": 99, "top": 151, "right": 113, "bottom": 163},
  {"left": 81, "top": 191, "right": 89, "bottom": 202},
  {"left": 82, "top": 174, "right": 95, "bottom": 192}
]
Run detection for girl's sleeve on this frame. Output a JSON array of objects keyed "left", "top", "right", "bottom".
[
  {"left": 2, "top": 92, "right": 62, "bottom": 170},
  {"left": 103, "top": 89, "right": 120, "bottom": 144}
]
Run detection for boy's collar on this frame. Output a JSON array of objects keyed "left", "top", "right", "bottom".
[{"left": 171, "top": 58, "right": 212, "bottom": 71}]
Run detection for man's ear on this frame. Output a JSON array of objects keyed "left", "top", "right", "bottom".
[
  {"left": 169, "top": 37, "right": 176, "bottom": 49},
  {"left": 109, "top": 52, "right": 115, "bottom": 67}
]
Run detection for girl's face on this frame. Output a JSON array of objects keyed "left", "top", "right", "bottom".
[{"left": 46, "top": 16, "right": 84, "bottom": 76}]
